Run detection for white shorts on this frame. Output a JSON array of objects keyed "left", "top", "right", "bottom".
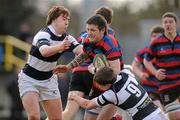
[
  {"left": 18, "top": 71, "right": 60, "bottom": 101},
  {"left": 164, "top": 99, "right": 180, "bottom": 113},
  {"left": 143, "top": 108, "right": 168, "bottom": 120}
]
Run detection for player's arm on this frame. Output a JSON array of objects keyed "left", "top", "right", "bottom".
[
  {"left": 39, "top": 36, "right": 71, "bottom": 57},
  {"left": 53, "top": 52, "right": 89, "bottom": 74},
  {"left": 109, "top": 59, "right": 121, "bottom": 75},
  {"left": 67, "top": 52, "right": 89, "bottom": 69},
  {"left": 144, "top": 59, "right": 166, "bottom": 80},
  {"left": 69, "top": 94, "right": 97, "bottom": 109},
  {"left": 132, "top": 58, "right": 149, "bottom": 80},
  {"left": 73, "top": 44, "right": 83, "bottom": 56}
]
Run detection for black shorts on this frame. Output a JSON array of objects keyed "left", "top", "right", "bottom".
[
  {"left": 160, "top": 85, "right": 180, "bottom": 106},
  {"left": 148, "top": 92, "right": 162, "bottom": 102},
  {"left": 69, "top": 71, "right": 94, "bottom": 95}
]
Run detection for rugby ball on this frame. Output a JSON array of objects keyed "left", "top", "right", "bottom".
[{"left": 93, "top": 53, "right": 110, "bottom": 69}]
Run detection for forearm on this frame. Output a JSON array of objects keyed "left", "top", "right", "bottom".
[
  {"left": 132, "top": 61, "right": 144, "bottom": 78},
  {"left": 40, "top": 45, "right": 64, "bottom": 57},
  {"left": 143, "top": 59, "right": 156, "bottom": 75},
  {"left": 67, "top": 52, "right": 89, "bottom": 69},
  {"left": 73, "top": 96, "right": 97, "bottom": 109},
  {"left": 74, "top": 96, "right": 90, "bottom": 109}
]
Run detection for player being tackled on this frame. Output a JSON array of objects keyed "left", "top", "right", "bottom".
[{"left": 69, "top": 67, "right": 168, "bottom": 120}]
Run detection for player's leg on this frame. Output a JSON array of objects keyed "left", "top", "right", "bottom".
[
  {"left": 97, "top": 104, "right": 118, "bottom": 120},
  {"left": 63, "top": 91, "right": 85, "bottom": 120},
  {"left": 21, "top": 92, "right": 41, "bottom": 120},
  {"left": 63, "top": 70, "right": 93, "bottom": 120},
  {"left": 84, "top": 107, "right": 100, "bottom": 120},
  {"left": 149, "top": 93, "right": 165, "bottom": 112},
  {"left": 160, "top": 86, "right": 180, "bottom": 120},
  {"left": 38, "top": 74, "right": 62, "bottom": 120},
  {"left": 41, "top": 98, "right": 62, "bottom": 120},
  {"left": 166, "top": 99, "right": 180, "bottom": 120},
  {"left": 18, "top": 72, "right": 41, "bottom": 120}
]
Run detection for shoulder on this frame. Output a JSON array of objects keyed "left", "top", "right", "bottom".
[
  {"left": 33, "top": 29, "right": 50, "bottom": 45},
  {"left": 150, "top": 34, "right": 165, "bottom": 45}
]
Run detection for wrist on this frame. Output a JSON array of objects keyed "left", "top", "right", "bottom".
[{"left": 66, "top": 65, "right": 72, "bottom": 70}]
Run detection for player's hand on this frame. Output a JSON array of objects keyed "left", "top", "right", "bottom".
[
  {"left": 140, "top": 72, "right": 149, "bottom": 80},
  {"left": 155, "top": 69, "right": 166, "bottom": 80},
  {"left": 53, "top": 65, "right": 69, "bottom": 74},
  {"left": 60, "top": 36, "right": 71, "bottom": 51}
]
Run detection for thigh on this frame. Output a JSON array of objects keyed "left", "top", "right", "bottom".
[
  {"left": 65, "top": 91, "right": 85, "bottom": 112},
  {"left": 41, "top": 98, "right": 62, "bottom": 120},
  {"left": 22, "top": 92, "right": 40, "bottom": 116},
  {"left": 97, "top": 104, "right": 117, "bottom": 120},
  {"left": 84, "top": 114, "right": 97, "bottom": 120},
  {"left": 63, "top": 91, "right": 85, "bottom": 120},
  {"left": 84, "top": 105, "right": 117, "bottom": 120}
]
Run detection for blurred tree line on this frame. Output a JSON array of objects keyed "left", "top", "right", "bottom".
[
  {"left": 0, "top": 0, "right": 179, "bottom": 37},
  {"left": 0, "top": 0, "right": 35, "bottom": 36},
  {"left": 111, "top": 0, "right": 179, "bottom": 35}
]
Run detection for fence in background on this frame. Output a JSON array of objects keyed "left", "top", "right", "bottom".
[{"left": 0, "top": 36, "right": 30, "bottom": 72}]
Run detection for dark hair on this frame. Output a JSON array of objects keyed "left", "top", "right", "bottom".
[
  {"left": 46, "top": 6, "right": 70, "bottom": 25},
  {"left": 95, "top": 7, "right": 113, "bottom": 24},
  {"left": 150, "top": 25, "right": 164, "bottom": 35},
  {"left": 93, "top": 67, "right": 116, "bottom": 85},
  {"left": 86, "top": 14, "right": 107, "bottom": 35},
  {"left": 162, "top": 12, "right": 178, "bottom": 23}
]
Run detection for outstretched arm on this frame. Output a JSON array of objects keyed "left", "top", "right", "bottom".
[
  {"left": 69, "top": 94, "right": 97, "bottom": 109},
  {"left": 53, "top": 52, "right": 89, "bottom": 74},
  {"left": 67, "top": 52, "right": 89, "bottom": 69}
]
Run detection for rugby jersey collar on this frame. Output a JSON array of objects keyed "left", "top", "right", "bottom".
[
  {"left": 48, "top": 25, "right": 62, "bottom": 37},
  {"left": 163, "top": 32, "right": 178, "bottom": 43}
]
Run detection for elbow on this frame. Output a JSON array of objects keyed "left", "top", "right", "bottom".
[
  {"left": 39, "top": 46, "right": 51, "bottom": 57},
  {"left": 131, "top": 63, "right": 137, "bottom": 73},
  {"left": 40, "top": 51, "right": 50, "bottom": 57}
]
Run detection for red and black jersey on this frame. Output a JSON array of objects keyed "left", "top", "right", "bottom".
[
  {"left": 145, "top": 34, "right": 180, "bottom": 91},
  {"left": 83, "top": 34, "right": 123, "bottom": 67},
  {"left": 135, "top": 47, "right": 159, "bottom": 94}
]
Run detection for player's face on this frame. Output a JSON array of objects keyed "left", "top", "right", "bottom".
[
  {"left": 150, "top": 33, "right": 162, "bottom": 41},
  {"left": 162, "top": 17, "right": 177, "bottom": 35},
  {"left": 54, "top": 14, "right": 70, "bottom": 34},
  {"left": 93, "top": 81, "right": 111, "bottom": 91},
  {"left": 86, "top": 24, "right": 105, "bottom": 43}
]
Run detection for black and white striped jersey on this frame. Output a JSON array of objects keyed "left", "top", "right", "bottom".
[
  {"left": 22, "top": 25, "right": 80, "bottom": 80},
  {"left": 95, "top": 72, "right": 158, "bottom": 120}
]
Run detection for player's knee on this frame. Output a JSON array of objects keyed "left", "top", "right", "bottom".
[
  {"left": 168, "top": 111, "right": 180, "bottom": 120},
  {"left": 49, "top": 118, "right": 62, "bottom": 120},
  {"left": 62, "top": 110, "right": 75, "bottom": 120},
  {"left": 28, "top": 114, "right": 40, "bottom": 120}
]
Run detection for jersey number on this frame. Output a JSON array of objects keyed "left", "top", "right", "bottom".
[{"left": 126, "top": 83, "right": 141, "bottom": 97}]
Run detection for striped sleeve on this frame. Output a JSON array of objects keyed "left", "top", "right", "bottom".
[
  {"left": 96, "top": 90, "right": 116, "bottom": 106},
  {"left": 33, "top": 31, "right": 51, "bottom": 48}
]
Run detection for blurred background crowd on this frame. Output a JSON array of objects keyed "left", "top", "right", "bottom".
[{"left": 0, "top": 0, "right": 179, "bottom": 120}]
